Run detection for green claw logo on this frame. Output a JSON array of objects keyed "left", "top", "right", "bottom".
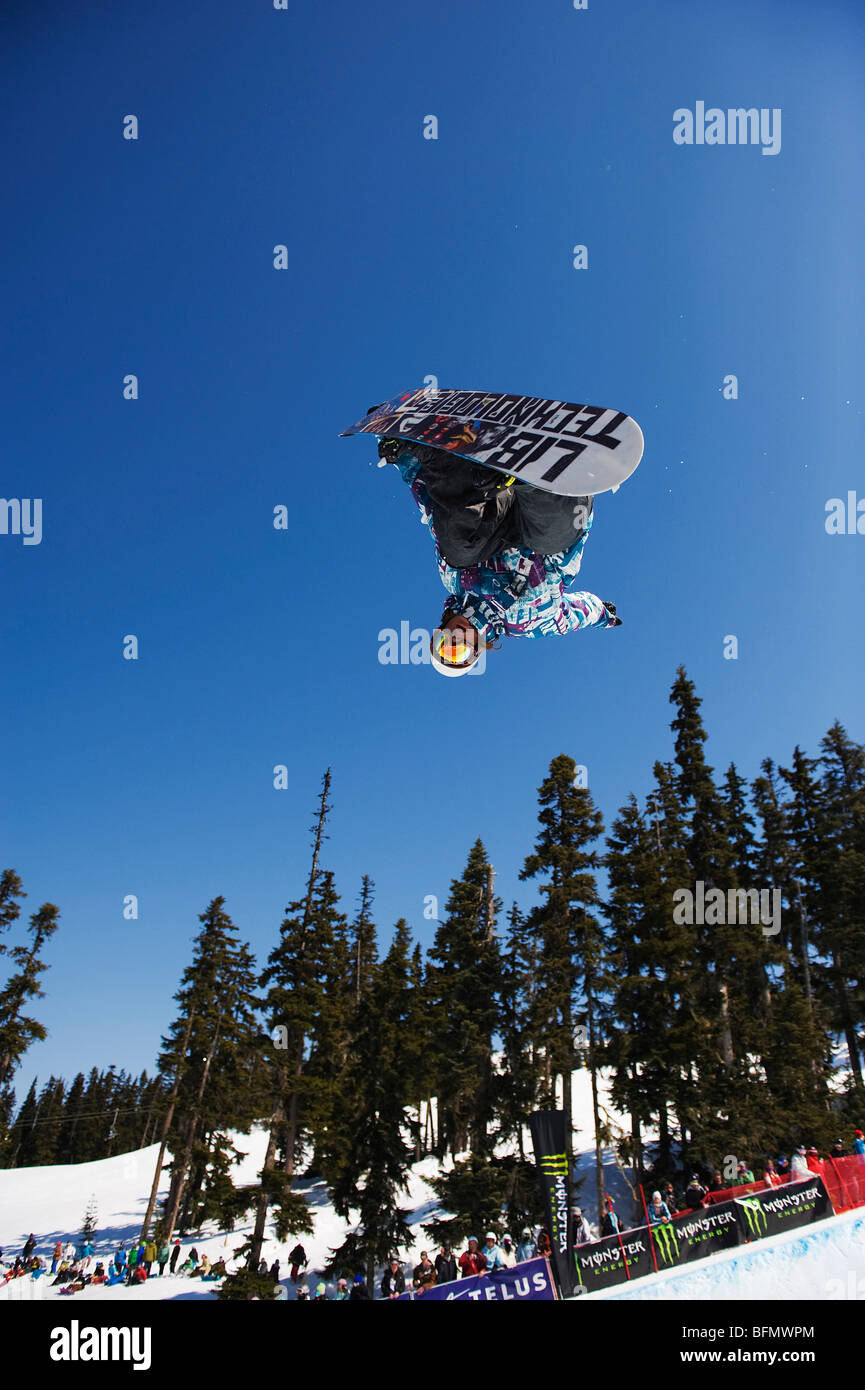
[
  {"left": 653, "top": 1222, "right": 680, "bottom": 1265},
  {"left": 739, "top": 1199, "right": 768, "bottom": 1237}
]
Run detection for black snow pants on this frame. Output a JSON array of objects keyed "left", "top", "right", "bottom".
[{"left": 411, "top": 445, "right": 592, "bottom": 568}]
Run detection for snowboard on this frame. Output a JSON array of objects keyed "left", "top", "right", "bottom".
[{"left": 340, "top": 386, "right": 644, "bottom": 496}]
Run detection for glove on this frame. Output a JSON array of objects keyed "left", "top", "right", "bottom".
[{"left": 603, "top": 601, "right": 622, "bottom": 627}]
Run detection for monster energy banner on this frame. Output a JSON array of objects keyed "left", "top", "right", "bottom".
[
  {"left": 648, "top": 1201, "right": 741, "bottom": 1270},
  {"left": 573, "top": 1227, "right": 654, "bottom": 1293},
  {"left": 529, "top": 1110, "right": 576, "bottom": 1297},
  {"left": 735, "top": 1177, "right": 834, "bottom": 1241}
]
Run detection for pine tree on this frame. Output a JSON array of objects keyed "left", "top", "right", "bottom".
[
  {"left": 426, "top": 840, "right": 503, "bottom": 1159},
  {"left": 519, "top": 755, "right": 606, "bottom": 1214},
  {"left": 424, "top": 1153, "right": 544, "bottom": 1248},
  {"left": 326, "top": 920, "right": 417, "bottom": 1291},
  {"left": 0, "top": 902, "right": 61, "bottom": 1097},
  {"left": 246, "top": 770, "right": 343, "bottom": 1270},
  {"left": 156, "top": 897, "right": 262, "bottom": 1240}
]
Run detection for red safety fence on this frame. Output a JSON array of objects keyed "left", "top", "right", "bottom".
[{"left": 703, "top": 1156, "right": 865, "bottom": 1215}]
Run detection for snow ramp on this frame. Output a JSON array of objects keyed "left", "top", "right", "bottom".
[{"left": 575, "top": 1206, "right": 865, "bottom": 1301}]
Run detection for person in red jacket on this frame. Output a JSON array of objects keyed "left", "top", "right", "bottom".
[{"left": 458, "top": 1237, "right": 487, "bottom": 1278}]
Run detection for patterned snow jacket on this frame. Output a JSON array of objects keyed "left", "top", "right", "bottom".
[{"left": 393, "top": 451, "right": 619, "bottom": 643}]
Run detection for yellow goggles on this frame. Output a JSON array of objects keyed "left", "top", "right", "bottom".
[{"left": 435, "top": 628, "right": 474, "bottom": 667}]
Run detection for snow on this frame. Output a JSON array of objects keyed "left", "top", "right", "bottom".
[
  {"left": 576, "top": 1206, "right": 865, "bottom": 1301},
  {"left": 21, "top": 1064, "right": 850, "bottom": 1304}
]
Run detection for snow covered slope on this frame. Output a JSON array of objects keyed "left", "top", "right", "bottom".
[
  {"left": 578, "top": 1207, "right": 865, "bottom": 1302},
  {"left": 0, "top": 1068, "right": 643, "bottom": 1302}
]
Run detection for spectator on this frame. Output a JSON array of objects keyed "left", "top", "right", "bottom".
[
  {"left": 500, "top": 1234, "right": 517, "bottom": 1269},
  {"left": 128, "top": 1243, "right": 139, "bottom": 1275},
  {"left": 296, "top": 1286, "right": 309, "bottom": 1301},
  {"left": 434, "top": 1242, "right": 457, "bottom": 1285},
  {"left": 268, "top": 1259, "right": 280, "bottom": 1284},
  {"left": 684, "top": 1174, "right": 708, "bottom": 1209},
  {"left": 537, "top": 1228, "right": 552, "bottom": 1257},
  {"left": 157, "top": 1240, "right": 170, "bottom": 1276},
  {"left": 572, "top": 1207, "right": 592, "bottom": 1245},
  {"left": 829, "top": 1138, "right": 846, "bottom": 1160},
  {"left": 515, "top": 1228, "right": 536, "bottom": 1263},
  {"left": 143, "top": 1237, "right": 157, "bottom": 1275},
  {"left": 853, "top": 1130, "right": 865, "bottom": 1157},
  {"left": 350, "top": 1273, "right": 370, "bottom": 1301},
  {"left": 64, "top": 1240, "right": 76, "bottom": 1262},
  {"left": 662, "top": 1182, "right": 678, "bottom": 1214},
  {"left": 169, "top": 1239, "right": 181, "bottom": 1274},
  {"left": 51, "top": 1240, "right": 63, "bottom": 1274},
  {"left": 333, "top": 1277, "right": 350, "bottom": 1301},
  {"left": 737, "top": 1161, "right": 755, "bottom": 1184},
  {"left": 114, "top": 1245, "right": 126, "bottom": 1274},
  {"left": 459, "top": 1237, "right": 487, "bottom": 1278},
  {"left": 790, "top": 1146, "right": 811, "bottom": 1179},
  {"left": 413, "top": 1251, "right": 437, "bottom": 1293},
  {"left": 601, "top": 1197, "right": 621, "bottom": 1238},
  {"left": 210, "top": 1258, "right": 226, "bottom": 1279},
  {"left": 806, "top": 1146, "right": 822, "bottom": 1176},
  {"left": 80, "top": 1240, "right": 94, "bottom": 1271},
  {"left": 647, "top": 1191, "right": 672, "bottom": 1225},
  {"left": 708, "top": 1171, "right": 725, "bottom": 1193},
  {"left": 483, "top": 1231, "right": 505, "bottom": 1269},
  {"left": 776, "top": 1154, "right": 790, "bottom": 1178},
  {"left": 314, "top": 1281, "right": 329, "bottom": 1301},
  {"left": 288, "top": 1243, "right": 308, "bottom": 1283},
  {"left": 257, "top": 1259, "right": 268, "bottom": 1277},
  {"left": 381, "top": 1258, "right": 405, "bottom": 1299},
  {"left": 22, "top": 1234, "right": 36, "bottom": 1262}
]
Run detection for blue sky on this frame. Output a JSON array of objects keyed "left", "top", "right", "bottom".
[{"left": 2, "top": 0, "right": 863, "bottom": 1104}]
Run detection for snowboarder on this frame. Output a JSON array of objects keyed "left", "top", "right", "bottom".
[{"left": 378, "top": 437, "right": 622, "bottom": 677}]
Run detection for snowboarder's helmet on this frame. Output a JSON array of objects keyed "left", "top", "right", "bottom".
[{"left": 430, "top": 623, "right": 480, "bottom": 677}]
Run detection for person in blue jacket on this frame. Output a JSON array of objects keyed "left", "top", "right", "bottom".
[
  {"left": 646, "top": 1191, "right": 672, "bottom": 1224},
  {"left": 378, "top": 436, "right": 621, "bottom": 677}
]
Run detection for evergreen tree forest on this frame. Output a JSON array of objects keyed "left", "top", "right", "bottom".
[{"left": 1, "top": 669, "right": 863, "bottom": 1257}]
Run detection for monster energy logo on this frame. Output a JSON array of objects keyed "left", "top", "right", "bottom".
[
  {"left": 538, "top": 1152, "right": 569, "bottom": 1175},
  {"left": 739, "top": 1199, "right": 769, "bottom": 1237},
  {"left": 652, "top": 1221, "right": 680, "bottom": 1266}
]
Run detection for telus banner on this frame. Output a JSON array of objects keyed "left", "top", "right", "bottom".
[
  {"left": 529, "top": 1110, "right": 576, "bottom": 1297},
  {"left": 397, "top": 1256, "right": 557, "bottom": 1302}
]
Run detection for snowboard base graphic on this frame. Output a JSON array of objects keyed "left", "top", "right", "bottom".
[{"left": 340, "top": 387, "right": 644, "bottom": 496}]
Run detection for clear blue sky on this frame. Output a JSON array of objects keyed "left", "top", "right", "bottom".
[{"left": 2, "top": 0, "right": 863, "bottom": 1104}]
